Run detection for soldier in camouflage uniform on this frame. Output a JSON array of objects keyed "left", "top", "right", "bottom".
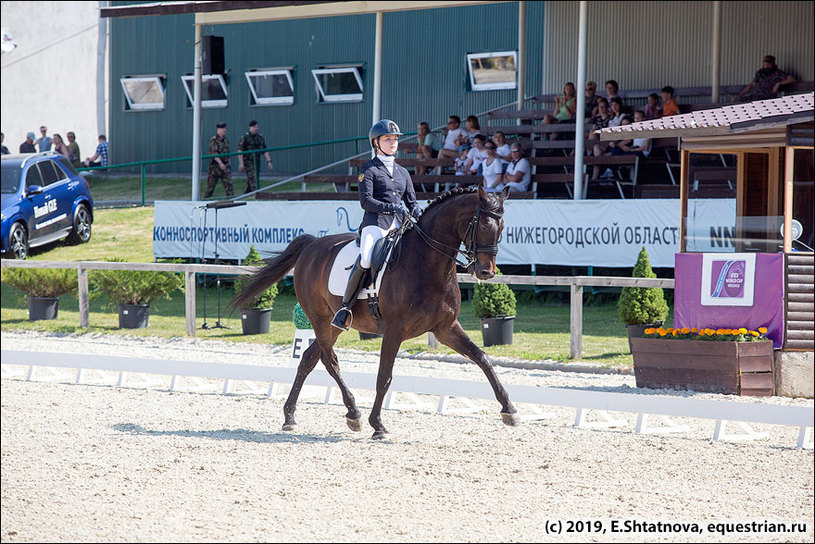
[
  {"left": 238, "top": 120, "right": 273, "bottom": 194},
  {"left": 205, "top": 122, "right": 233, "bottom": 198}
]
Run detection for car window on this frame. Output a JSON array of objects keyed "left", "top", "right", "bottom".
[
  {"left": 56, "top": 156, "right": 79, "bottom": 176},
  {"left": 38, "top": 160, "right": 63, "bottom": 186},
  {"left": 1, "top": 164, "right": 22, "bottom": 194},
  {"left": 25, "top": 164, "right": 44, "bottom": 187}
]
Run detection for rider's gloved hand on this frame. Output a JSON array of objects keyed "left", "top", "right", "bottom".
[
  {"left": 395, "top": 204, "right": 410, "bottom": 217},
  {"left": 410, "top": 207, "right": 422, "bottom": 220}
]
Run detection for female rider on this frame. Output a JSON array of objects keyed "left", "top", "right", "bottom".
[{"left": 331, "top": 119, "right": 422, "bottom": 330}]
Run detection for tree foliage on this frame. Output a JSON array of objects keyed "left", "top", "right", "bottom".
[{"left": 618, "top": 246, "right": 669, "bottom": 325}]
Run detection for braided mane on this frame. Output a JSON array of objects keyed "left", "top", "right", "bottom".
[{"left": 423, "top": 185, "right": 478, "bottom": 213}]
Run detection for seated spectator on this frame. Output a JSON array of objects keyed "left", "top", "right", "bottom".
[
  {"left": 492, "top": 131, "right": 512, "bottom": 162},
  {"left": 1, "top": 132, "right": 9, "bottom": 155},
  {"left": 608, "top": 97, "right": 625, "bottom": 127},
  {"left": 503, "top": 142, "right": 531, "bottom": 192},
  {"left": 584, "top": 81, "right": 600, "bottom": 118},
  {"left": 734, "top": 55, "right": 796, "bottom": 102},
  {"left": 84, "top": 134, "right": 109, "bottom": 168},
  {"left": 481, "top": 141, "right": 505, "bottom": 193},
  {"left": 51, "top": 133, "right": 70, "bottom": 159},
  {"left": 661, "top": 86, "right": 679, "bottom": 117},
  {"left": 436, "top": 115, "right": 466, "bottom": 174},
  {"left": 585, "top": 98, "right": 612, "bottom": 154},
  {"left": 610, "top": 111, "right": 651, "bottom": 158},
  {"left": 542, "top": 82, "right": 577, "bottom": 140},
  {"left": 416, "top": 121, "right": 440, "bottom": 175},
  {"left": 66, "top": 131, "right": 81, "bottom": 168},
  {"left": 605, "top": 79, "right": 621, "bottom": 104},
  {"left": 645, "top": 92, "right": 662, "bottom": 120},
  {"left": 454, "top": 144, "right": 470, "bottom": 176},
  {"left": 464, "top": 134, "right": 488, "bottom": 175},
  {"left": 461, "top": 115, "right": 482, "bottom": 146},
  {"left": 20, "top": 132, "right": 36, "bottom": 154}
]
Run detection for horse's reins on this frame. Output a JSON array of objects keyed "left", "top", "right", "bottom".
[{"left": 409, "top": 202, "right": 502, "bottom": 269}]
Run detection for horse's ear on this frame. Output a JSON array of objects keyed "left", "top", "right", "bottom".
[
  {"left": 477, "top": 184, "right": 487, "bottom": 201},
  {"left": 500, "top": 186, "right": 511, "bottom": 200}
]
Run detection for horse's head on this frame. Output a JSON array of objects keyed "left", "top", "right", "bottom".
[{"left": 464, "top": 186, "right": 509, "bottom": 281}]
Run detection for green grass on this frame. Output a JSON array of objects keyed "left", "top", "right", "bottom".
[{"left": 2, "top": 205, "right": 674, "bottom": 368}]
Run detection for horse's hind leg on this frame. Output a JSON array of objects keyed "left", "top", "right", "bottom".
[
  {"left": 282, "top": 339, "right": 321, "bottom": 431},
  {"left": 320, "top": 347, "right": 363, "bottom": 431},
  {"left": 433, "top": 321, "right": 520, "bottom": 426}
]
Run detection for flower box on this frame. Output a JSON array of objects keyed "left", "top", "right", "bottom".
[{"left": 630, "top": 338, "right": 774, "bottom": 396}]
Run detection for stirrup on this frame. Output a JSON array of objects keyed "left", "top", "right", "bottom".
[{"left": 331, "top": 307, "right": 352, "bottom": 331}]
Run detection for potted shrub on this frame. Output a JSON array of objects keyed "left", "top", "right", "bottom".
[
  {"left": 1, "top": 266, "right": 77, "bottom": 321},
  {"left": 473, "top": 268, "right": 517, "bottom": 346},
  {"left": 618, "top": 246, "right": 669, "bottom": 351},
  {"left": 91, "top": 259, "right": 184, "bottom": 329},
  {"left": 234, "top": 245, "right": 278, "bottom": 335},
  {"left": 631, "top": 326, "right": 774, "bottom": 396}
]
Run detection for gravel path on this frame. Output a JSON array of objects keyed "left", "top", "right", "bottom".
[{"left": 1, "top": 331, "right": 813, "bottom": 542}]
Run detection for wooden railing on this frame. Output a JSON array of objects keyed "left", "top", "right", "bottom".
[{"left": 1, "top": 259, "right": 674, "bottom": 359}]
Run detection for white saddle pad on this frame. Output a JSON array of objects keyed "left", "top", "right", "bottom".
[{"left": 327, "top": 240, "right": 387, "bottom": 298}]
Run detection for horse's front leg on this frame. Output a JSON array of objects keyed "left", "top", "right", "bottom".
[
  {"left": 433, "top": 321, "right": 520, "bottom": 426},
  {"left": 282, "top": 338, "right": 322, "bottom": 430},
  {"left": 368, "top": 334, "right": 402, "bottom": 440}
]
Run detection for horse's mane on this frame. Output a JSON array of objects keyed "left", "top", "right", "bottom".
[{"left": 423, "top": 185, "right": 478, "bottom": 213}]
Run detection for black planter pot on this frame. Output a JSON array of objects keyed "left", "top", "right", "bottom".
[
  {"left": 480, "top": 316, "right": 515, "bottom": 347},
  {"left": 27, "top": 296, "right": 59, "bottom": 321},
  {"left": 626, "top": 323, "right": 659, "bottom": 352},
  {"left": 119, "top": 304, "right": 150, "bottom": 329},
  {"left": 359, "top": 331, "right": 383, "bottom": 340},
  {"left": 241, "top": 308, "right": 272, "bottom": 335}
]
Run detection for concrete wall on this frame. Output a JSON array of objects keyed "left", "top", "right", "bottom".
[
  {"left": 0, "top": 1, "right": 105, "bottom": 161},
  {"left": 774, "top": 351, "right": 814, "bottom": 399}
]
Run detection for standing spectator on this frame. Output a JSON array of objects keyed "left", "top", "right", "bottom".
[
  {"left": 238, "top": 120, "right": 272, "bottom": 194},
  {"left": 204, "top": 123, "right": 232, "bottom": 198},
  {"left": 1, "top": 133, "right": 9, "bottom": 155},
  {"left": 460, "top": 115, "right": 482, "bottom": 146},
  {"left": 661, "top": 86, "right": 680, "bottom": 117},
  {"left": 584, "top": 81, "right": 600, "bottom": 118},
  {"left": 605, "top": 80, "right": 620, "bottom": 103},
  {"left": 66, "top": 132, "right": 81, "bottom": 168},
  {"left": 435, "top": 115, "right": 466, "bottom": 174},
  {"left": 503, "top": 142, "right": 531, "bottom": 192},
  {"left": 734, "top": 55, "right": 796, "bottom": 102},
  {"left": 20, "top": 132, "right": 36, "bottom": 153},
  {"left": 542, "top": 82, "right": 577, "bottom": 139},
  {"left": 83, "top": 134, "right": 109, "bottom": 168},
  {"left": 51, "top": 133, "right": 70, "bottom": 159},
  {"left": 36, "top": 125, "right": 51, "bottom": 152},
  {"left": 645, "top": 92, "right": 662, "bottom": 120},
  {"left": 416, "top": 121, "right": 440, "bottom": 175},
  {"left": 480, "top": 141, "right": 505, "bottom": 193},
  {"left": 492, "top": 131, "right": 512, "bottom": 162},
  {"left": 464, "top": 134, "right": 488, "bottom": 175}
]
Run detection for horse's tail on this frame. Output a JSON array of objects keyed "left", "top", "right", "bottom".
[{"left": 229, "top": 234, "right": 316, "bottom": 311}]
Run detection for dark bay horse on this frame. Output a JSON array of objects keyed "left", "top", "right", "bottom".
[{"left": 232, "top": 186, "right": 519, "bottom": 439}]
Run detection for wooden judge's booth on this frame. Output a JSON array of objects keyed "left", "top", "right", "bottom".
[{"left": 600, "top": 93, "right": 814, "bottom": 397}]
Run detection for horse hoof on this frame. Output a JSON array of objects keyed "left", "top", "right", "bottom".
[
  {"left": 346, "top": 417, "right": 362, "bottom": 432},
  {"left": 371, "top": 430, "right": 388, "bottom": 440},
  {"left": 281, "top": 423, "right": 297, "bottom": 431},
  {"left": 501, "top": 412, "right": 522, "bottom": 426}
]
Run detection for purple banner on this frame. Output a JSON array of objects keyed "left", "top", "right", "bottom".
[{"left": 674, "top": 253, "right": 784, "bottom": 348}]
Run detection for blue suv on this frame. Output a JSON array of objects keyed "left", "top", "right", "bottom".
[{"left": 1, "top": 152, "right": 94, "bottom": 259}]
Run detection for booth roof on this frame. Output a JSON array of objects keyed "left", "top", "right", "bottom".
[{"left": 598, "top": 92, "right": 814, "bottom": 141}]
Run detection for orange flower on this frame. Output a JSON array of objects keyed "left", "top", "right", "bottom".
[
  {"left": 644, "top": 328, "right": 655, "bottom": 335},
  {"left": 750, "top": 331, "right": 759, "bottom": 337},
  {"left": 738, "top": 328, "right": 747, "bottom": 334},
  {"left": 672, "top": 329, "right": 680, "bottom": 336},
  {"left": 659, "top": 330, "right": 668, "bottom": 337},
  {"left": 758, "top": 327, "right": 768, "bottom": 334},
  {"left": 681, "top": 327, "right": 690, "bottom": 334},
  {"left": 691, "top": 327, "right": 698, "bottom": 333}
]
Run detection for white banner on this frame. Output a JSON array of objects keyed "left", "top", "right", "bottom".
[{"left": 153, "top": 199, "right": 736, "bottom": 268}]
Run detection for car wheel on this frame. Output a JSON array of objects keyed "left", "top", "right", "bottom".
[
  {"left": 8, "top": 222, "right": 29, "bottom": 259},
  {"left": 67, "top": 204, "right": 92, "bottom": 245}
]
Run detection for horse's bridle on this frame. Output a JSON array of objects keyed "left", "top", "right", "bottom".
[{"left": 411, "top": 202, "right": 503, "bottom": 269}]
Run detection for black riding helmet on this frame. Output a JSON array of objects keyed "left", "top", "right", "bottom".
[{"left": 369, "top": 119, "right": 403, "bottom": 154}]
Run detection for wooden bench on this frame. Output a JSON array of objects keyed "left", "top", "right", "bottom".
[
  {"left": 692, "top": 167, "right": 736, "bottom": 191},
  {"left": 348, "top": 157, "right": 456, "bottom": 171}
]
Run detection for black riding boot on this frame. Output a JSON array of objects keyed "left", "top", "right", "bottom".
[{"left": 331, "top": 258, "right": 370, "bottom": 331}]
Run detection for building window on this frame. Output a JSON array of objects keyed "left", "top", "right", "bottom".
[
  {"left": 311, "top": 66, "right": 363, "bottom": 103},
  {"left": 245, "top": 69, "right": 294, "bottom": 106},
  {"left": 120, "top": 76, "right": 165, "bottom": 111},
  {"left": 181, "top": 74, "right": 228, "bottom": 108},
  {"left": 466, "top": 51, "right": 517, "bottom": 91}
]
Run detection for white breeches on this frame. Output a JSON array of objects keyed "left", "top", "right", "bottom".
[{"left": 359, "top": 217, "right": 398, "bottom": 268}]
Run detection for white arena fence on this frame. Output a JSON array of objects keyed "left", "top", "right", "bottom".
[
  {"left": 0, "top": 259, "right": 673, "bottom": 359},
  {"left": 2, "top": 350, "right": 811, "bottom": 449}
]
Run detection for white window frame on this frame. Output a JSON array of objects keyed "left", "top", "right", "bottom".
[
  {"left": 311, "top": 66, "right": 363, "bottom": 103},
  {"left": 245, "top": 69, "right": 295, "bottom": 106},
  {"left": 181, "top": 74, "right": 228, "bottom": 108},
  {"left": 120, "top": 76, "right": 165, "bottom": 111},
  {"left": 466, "top": 51, "right": 518, "bottom": 91}
]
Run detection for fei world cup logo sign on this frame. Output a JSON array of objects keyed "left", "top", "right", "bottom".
[{"left": 700, "top": 253, "right": 756, "bottom": 306}]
